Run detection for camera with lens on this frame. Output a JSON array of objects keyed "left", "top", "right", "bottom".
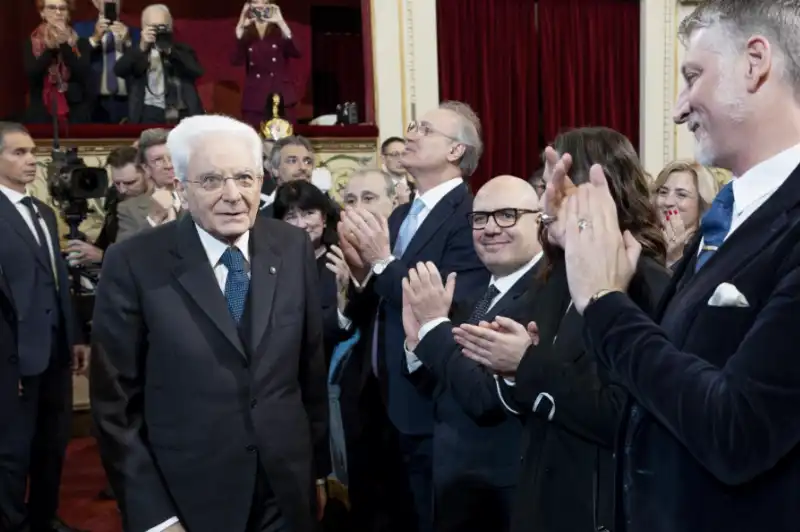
[
  {"left": 48, "top": 148, "right": 108, "bottom": 234},
  {"left": 152, "top": 24, "right": 173, "bottom": 49}
]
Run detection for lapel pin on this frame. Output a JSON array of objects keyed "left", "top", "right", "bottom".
[{"left": 269, "top": 266, "right": 277, "bottom": 275}]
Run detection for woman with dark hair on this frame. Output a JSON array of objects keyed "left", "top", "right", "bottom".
[
  {"left": 273, "top": 180, "right": 348, "bottom": 366},
  {"left": 454, "top": 127, "right": 671, "bottom": 532},
  {"left": 24, "top": 0, "right": 92, "bottom": 123}
]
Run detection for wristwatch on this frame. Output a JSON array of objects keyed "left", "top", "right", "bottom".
[{"left": 372, "top": 256, "right": 395, "bottom": 276}]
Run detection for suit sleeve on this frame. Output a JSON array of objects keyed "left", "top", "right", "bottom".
[
  {"left": 24, "top": 40, "right": 58, "bottom": 81},
  {"left": 169, "top": 45, "right": 204, "bottom": 80},
  {"left": 583, "top": 253, "right": 800, "bottom": 485},
  {"left": 372, "top": 218, "right": 488, "bottom": 309},
  {"left": 114, "top": 45, "right": 149, "bottom": 78},
  {"left": 231, "top": 35, "right": 250, "bottom": 66},
  {"left": 62, "top": 40, "right": 91, "bottom": 80},
  {"left": 411, "top": 322, "right": 508, "bottom": 423},
  {"left": 299, "top": 237, "right": 332, "bottom": 479},
  {"left": 90, "top": 244, "right": 178, "bottom": 531}
]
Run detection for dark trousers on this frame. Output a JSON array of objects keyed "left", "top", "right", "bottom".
[
  {"left": 92, "top": 95, "right": 129, "bottom": 124},
  {"left": 397, "top": 433, "right": 434, "bottom": 532},
  {"left": 435, "top": 482, "right": 514, "bottom": 532},
  {"left": 0, "top": 345, "right": 72, "bottom": 532},
  {"left": 140, "top": 105, "right": 191, "bottom": 125},
  {"left": 247, "top": 465, "right": 289, "bottom": 532}
]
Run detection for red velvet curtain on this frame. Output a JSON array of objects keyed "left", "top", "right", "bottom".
[
  {"left": 312, "top": 32, "right": 365, "bottom": 116},
  {"left": 437, "top": 0, "right": 539, "bottom": 191},
  {"left": 538, "top": 0, "right": 640, "bottom": 148}
]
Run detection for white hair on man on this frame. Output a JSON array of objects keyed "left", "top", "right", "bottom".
[
  {"left": 167, "top": 114, "right": 263, "bottom": 182},
  {"left": 142, "top": 3, "right": 171, "bottom": 22}
]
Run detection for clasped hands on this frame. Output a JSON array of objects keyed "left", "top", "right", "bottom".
[
  {"left": 401, "top": 261, "right": 536, "bottom": 377},
  {"left": 337, "top": 207, "right": 391, "bottom": 281}
]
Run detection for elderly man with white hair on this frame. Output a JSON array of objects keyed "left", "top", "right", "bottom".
[
  {"left": 115, "top": 4, "right": 204, "bottom": 123},
  {"left": 90, "top": 115, "right": 330, "bottom": 532}
]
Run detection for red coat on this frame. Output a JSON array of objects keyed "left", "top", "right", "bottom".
[{"left": 232, "top": 27, "right": 301, "bottom": 113}]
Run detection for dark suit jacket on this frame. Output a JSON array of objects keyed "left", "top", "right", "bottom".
[
  {"left": 583, "top": 164, "right": 800, "bottom": 532},
  {"left": 90, "top": 215, "right": 330, "bottom": 532},
  {"left": 114, "top": 42, "right": 204, "bottom": 123},
  {"left": 0, "top": 266, "right": 19, "bottom": 430},
  {"left": 23, "top": 38, "right": 93, "bottom": 123},
  {"left": 73, "top": 20, "right": 141, "bottom": 104},
  {"left": 406, "top": 267, "right": 539, "bottom": 529},
  {"left": 363, "top": 182, "right": 490, "bottom": 435},
  {"left": 0, "top": 194, "right": 78, "bottom": 376}
]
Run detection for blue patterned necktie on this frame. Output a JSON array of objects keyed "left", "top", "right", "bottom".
[
  {"left": 393, "top": 198, "right": 425, "bottom": 257},
  {"left": 220, "top": 247, "right": 250, "bottom": 324},
  {"left": 466, "top": 284, "right": 499, "bottom": 325},
  {"left": 695, "top": 181, "right": 735, "bottom": 271},
  {"left": 105, "top": 32, "right": 119, "bottom": 94}
]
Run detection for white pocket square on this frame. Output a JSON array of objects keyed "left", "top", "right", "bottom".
[{"left": 707, "top": 282, "right": 750, "bottom": 308}]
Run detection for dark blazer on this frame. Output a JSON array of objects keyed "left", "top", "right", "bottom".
[
  {"left": 232, "top": 30, "right": 302, "bottom": 111},
  {"left": 73, "top": 20, "right": 141, "bottom": 104},
  {"left": 23, "top": 38, "right": 93, "bottom": 124},
  {"left": 90, "top": 215, "right": 330, "bottom": 532},
  {"left": 364, "top": 182, "right": 490, "bottom": 435},
  {"left": 406, "top": 266, "right": 539, "bottom": 531},
  {"left": 114, "top": 42, "right": 204, "bottom": 123},
  {"left": 0, "top": 194, "right": 78, "bottom": 376},
  {"left": 494, "top": 258, "right": 669, "bottom": 532},
  {"left": 583, "top": 163, "right": 800, "bottom": 532},
  {"left": 0, "top": 265, "right": 19, "bottom": 430}
]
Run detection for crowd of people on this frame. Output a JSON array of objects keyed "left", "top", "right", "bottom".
[
  {"left": 23, "top": 0, "right": 300, "bottom": 127},
  {"left": 3, "top": 0, "right": 800, "bottom": 532}
]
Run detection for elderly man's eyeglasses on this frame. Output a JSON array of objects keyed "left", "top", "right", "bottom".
[
  {"left": 468, "top": 208, "right": 540, "bottom": 229},
  {"left": 187, "top": 173, "right": 259, "bottom": 191},
  {"left": 407, "top": 121, "right": 460, "bottom": 142},
  {"left": 44, "top": 4, "right": 68, "bottom": 12}
]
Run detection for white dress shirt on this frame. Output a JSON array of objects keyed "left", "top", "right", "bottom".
[
  {"left": 147, "top": 225, "right": 250, "bottom": 532},
  {"left": 404, "top": 251, "right": 544, "bottom": 372},
  {"left": 0, "top": 185, "right": 58, "bottom": 277}
]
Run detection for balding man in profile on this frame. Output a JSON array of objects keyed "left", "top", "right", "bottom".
[
  {"left": 401, "top": 176, "right": 543, "bottom": 531},
  {"left": 115, "top": 4, "right": 204, "bottom": 123},
  {"left": 91, "top": 115, "right": 328, "bottom": 532}
]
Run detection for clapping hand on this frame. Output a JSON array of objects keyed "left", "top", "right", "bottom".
[
  {"left": 340, "top": 207, "right": 391, "bottom": 266},
  {"left": 454, "top": 317, "right": 535, "bottom": 376},
  {"left": 325, "top": 245, "right": 351, "bottom": 311},
  {"left": 541, "top": 146, "right": 577, "bottom": 245},
  {"left": 401, "top": 262, "right": 456, "bottom": 350}
]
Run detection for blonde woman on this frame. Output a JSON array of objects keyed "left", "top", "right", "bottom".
[{"left": 652, "top": 160, "right": 721, "bottom": 268}]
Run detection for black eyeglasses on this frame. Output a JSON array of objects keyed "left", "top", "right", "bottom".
[{"left": 467, "top": 208, "right": 540, "bottom": 229}]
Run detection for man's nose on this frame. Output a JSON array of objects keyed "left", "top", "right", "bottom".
[
  {"left": 220, "top": 178, "right": 242, "bottom": 200},
  {"left": 673, "top": 88, "right": 690, "bottom": 124}
]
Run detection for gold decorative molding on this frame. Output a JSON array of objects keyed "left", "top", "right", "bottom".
[
  {"left": 404, "top": 0, "right": 417, "bottom": 120},
  {"left": 662, "top": 0, "right": 678, "bottom": 166}
]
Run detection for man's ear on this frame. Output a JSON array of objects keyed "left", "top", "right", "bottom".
[
  {"left": 744, "top": 35, "right": 773, "bottom": 93},
  {"left": 446, "top": 143, "right": 466, "bottom": 164}
]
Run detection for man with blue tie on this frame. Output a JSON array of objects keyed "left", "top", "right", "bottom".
[
  {"left": 553, "top": 1, "right": 800, "bottom": 531},
  {"left": 91, "top": 115, "right": 329, "bottom": 532},
  {"left": 73, "top": 0, "right": 139, "bottom": 123},
  {"left": 340, "top": 101, "right": 490, "bottom": 532}
]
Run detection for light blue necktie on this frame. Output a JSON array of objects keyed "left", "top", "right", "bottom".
[
  {"left": 393, "top": 198, "right": 425, "bottom": 257},
  {"left": 695, "top": 182, "right": 734, "bottom": 271},
  {"left": 220, "top": 247, "right": 250, "bottom": 324}
]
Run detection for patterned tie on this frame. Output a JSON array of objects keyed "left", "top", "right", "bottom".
[
  {"left": 220, "top": 247, "right": 250, "bottom": 324},
  {"left": 393, "top": 198, "right": 425, "bottom": 257},
  {"left": 466, "top": 284, "right": 500, "bottom": 325},
  {"left": 695, "top": 181, "right": 734, "bottom": 271},
  {"left": 104, "top": 32, "right": 119, "bottom": 94}
]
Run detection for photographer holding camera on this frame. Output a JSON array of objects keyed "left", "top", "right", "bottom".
[{"left": 114, "top": 4, "right": 203, "bottom": 124}]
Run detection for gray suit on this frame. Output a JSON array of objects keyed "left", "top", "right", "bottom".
[{"left": 115, "top": 193, "right": 155, "bottom": 242}]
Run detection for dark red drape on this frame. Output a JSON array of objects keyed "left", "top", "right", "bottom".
[
  {"left": 437, "top": 0, "right": 539, "bottom": 191},
  {"left": 312, "top": 32, "right": 365, "bottom": 116},
  {"left": 538, "top": 0, "right": 640, "bottom": 149}
]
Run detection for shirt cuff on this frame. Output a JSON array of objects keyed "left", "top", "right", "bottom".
[
  {"left": 146, "top": 216, "right": 157, "bottom": 227},
  {"left": 337, "top": 309, "right": 352, "bottom": 331},
  {"left": 494, "top": 375, "right": 520, "bottom": 415},
  {"left": 418, "top": 317, "right": 450, "bottom": 341},
  {"left": 146, "top": 517, "right": 179, "bottom": 532},
  {"left": 503, "top": 378, "right": 516, "bottom": 386},
  {"left": 352, "top": 270, "right": 373, "bottom": 292},
  {"left": 89, "top": 37, "right": 99, "bottom": 48},
  {"left": 403, "top": 340, "right": 423, "bottom": 373}
]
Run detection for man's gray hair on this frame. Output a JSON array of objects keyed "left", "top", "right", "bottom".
[
  {"left": 0, "top": 122, "right": 30, "bottom": 152},
  {"left": 136, "top": 128, "right": 169, "bottom": 167},
  {"left": 439, "top": 100, "right": 483, "bottom": 177},
  {"left": 268, "top": 135, "right": 315, "bottom": 175},
  {"left": 166, "top": 115, "right": 262, "bottom": 182},
  {"left": 142, "top": 3, "right": 172, "bottom": 24},
  {"left": 348, "top": 167, "right": 396, "bottom": 197},
  {"left": 678, "top": 0, "right": 800, "bottom": 94}
]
